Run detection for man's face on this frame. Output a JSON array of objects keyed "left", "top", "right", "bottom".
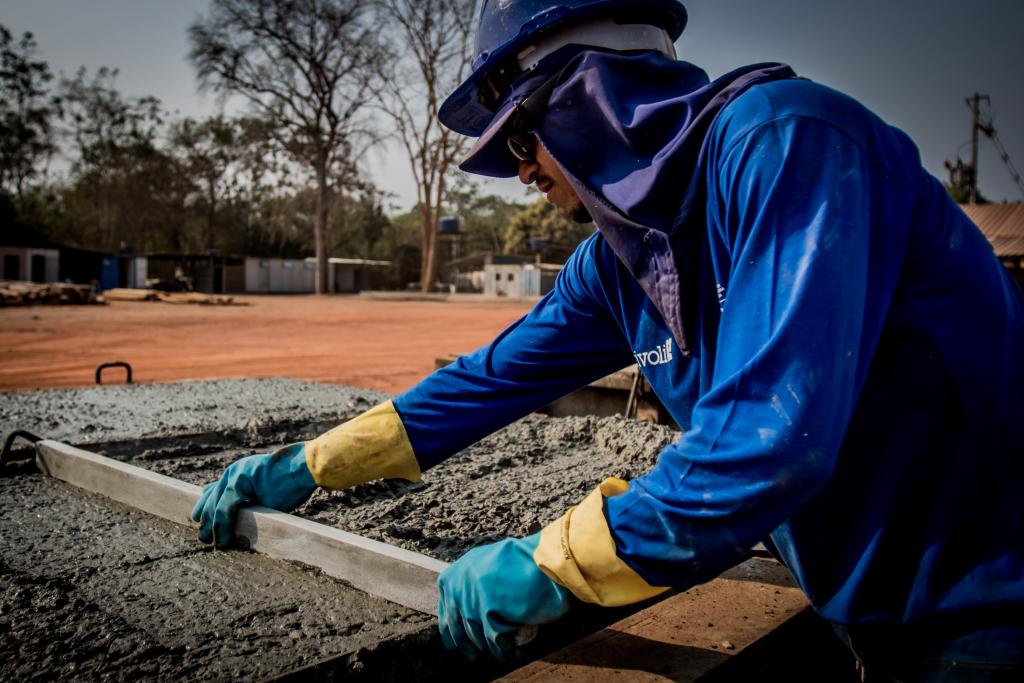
[{"left": 517, "top": 139, "right": 592, "bottom": 223}]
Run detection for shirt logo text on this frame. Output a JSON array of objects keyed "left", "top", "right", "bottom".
[{"left": 634, "top": 338, "right": 674, "bottom": 368}]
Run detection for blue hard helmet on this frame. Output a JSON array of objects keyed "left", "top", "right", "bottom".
[{"left": 439, "top": 0, "right": 688, "bottom": 136}]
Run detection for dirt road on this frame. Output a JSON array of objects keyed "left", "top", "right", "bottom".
[{"left": 0, "top": 295, "right": 533, "bottom": 392}]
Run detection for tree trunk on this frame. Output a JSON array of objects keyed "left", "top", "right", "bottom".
[
  {"left": 206, "top": 180, "right": 216, "bottom": 252},
  {"left": 419, "top": 201, "right": 437, "bottom": 293},
  {"left": 315, "top": 159, "right": 329, "bottom": 295},
  {"left": 422, "top": 174, "right": 448, "bottom": 294},
  {"left": 101, "top": 176, "right": 111, "bottom": 251}
]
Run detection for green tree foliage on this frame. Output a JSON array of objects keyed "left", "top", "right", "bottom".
[
  {"left": 261, "top": 186, "right": 393, "bottom": 261},
  {"left": 169, "top": 115, "right": 244, "bottom": 251},
  {"left": 385, "top": 203, "right": 428, "bottom": 286},
  {"left": 60, "top": 67, "right": 163, "bottom": 174},
  {"left": 446, "top": 189, "right": 525, "bottom": 255},
  {"left": 503, "top": 197, "right": 596, "bottom": 262},
  {"left": 0, "top": 26, "right": 59, "bottom": 199},
  {"left": 52, "top": 67, "right": 178, "bottom": 252}
]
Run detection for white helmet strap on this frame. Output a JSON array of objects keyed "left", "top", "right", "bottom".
[{"left": 515, "top": 15, "right": 677, "bottom": 72}]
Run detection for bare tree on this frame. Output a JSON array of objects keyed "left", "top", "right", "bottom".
[
  {"left": 188, "top": 0, "right": 381, "bottom": 293},
  {"left": 374, "top": 0, "right": 476, "bottom": 292}
]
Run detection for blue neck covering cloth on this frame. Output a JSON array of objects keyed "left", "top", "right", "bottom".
[{"left": 460, "top": 52, "right": 796, "bottom": 355}]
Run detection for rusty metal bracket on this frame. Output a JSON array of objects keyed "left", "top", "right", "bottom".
[
  {"left": 1, "top": 430, "right": 42, "bottom": 466},
  {"left": 96, "top": 361, "right": 132, "bottom": 385}
]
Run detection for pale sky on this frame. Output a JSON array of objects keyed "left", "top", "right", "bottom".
[{"left": 5, "top": 0, "right": 1024, "bottom": 209}]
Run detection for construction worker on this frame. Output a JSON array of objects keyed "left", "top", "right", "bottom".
[{"left": 194, "top": 1, "right": 1024, "bottom": 678}]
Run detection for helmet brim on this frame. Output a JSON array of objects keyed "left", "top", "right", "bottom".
[
  {"left": 457, "top": 95, "right": 521, "bottom": 178},
  {"left": 439, "top": 76, "right": 498, "bottom": 138}
]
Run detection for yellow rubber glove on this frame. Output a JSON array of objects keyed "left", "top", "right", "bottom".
[
  {"left": 534, "top": 477, "right": 669, "bottom": 606},
  {"left": 304, "top": 400, "right": 421, "bottom": 489}
]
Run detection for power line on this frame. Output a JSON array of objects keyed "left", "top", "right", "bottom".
[
  {"left": 989, "top": 129, "right": 1024, "bottom": 197},
  {"left": 981, "top": 100, "right": 1024, "bottom": 199},
  {"left": 969, "top": 95, "right": 1024, "bottom": 199}
]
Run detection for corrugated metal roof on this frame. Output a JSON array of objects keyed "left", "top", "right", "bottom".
[{"left": 960, "top": 202, "right": 1024, "bottom": 257}]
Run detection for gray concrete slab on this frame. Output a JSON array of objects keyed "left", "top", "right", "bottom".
[{"left": 0, "top": 470, "right": 430, "bottom": 681}]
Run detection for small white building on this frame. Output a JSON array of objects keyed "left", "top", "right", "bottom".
[
  {"left": 1, "top": 247, "right": 59, "bottom": 283},
  {"left": 485, "top": 263, "right": 532, "bottom": 298},
  {"left": 483, "top": 262, "right": 561, "bottom": 298}
]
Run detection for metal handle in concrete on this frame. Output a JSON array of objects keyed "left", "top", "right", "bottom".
[
  {"left": 95, "top": 361, "right": 132, "bottom": 384},
  {"left": 34, "top": 440, "right": 447, "bottom": 615}
]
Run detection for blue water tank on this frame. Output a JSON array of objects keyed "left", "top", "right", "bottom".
[{"left": 438, "top": 216, "right": 460, "bottom": 234}]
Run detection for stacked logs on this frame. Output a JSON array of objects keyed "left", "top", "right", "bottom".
[
  {"left": 0, "top": 281, "right": 102, "bottom": 307},
  {"left": 1, "top": 281, "right": 242, "bottom": 306}
]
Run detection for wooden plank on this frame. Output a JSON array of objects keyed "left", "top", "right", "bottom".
[
  {"left": 501, "top": 575, "right": 808, "bottom": 682},
  {"left": 157, "top": 291, "right": 239, "bottom": 305},
  {"left": 103, "top": 287, "right": 158, "bottom": 301},
  {"left": 34, "top": 440, "right": 447, "bottom": 614}
]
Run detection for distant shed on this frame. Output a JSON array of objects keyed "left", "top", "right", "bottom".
[
  {"left": 0, "top": 229, "right": 59, "bottom": 283},
  {"left": 245, "top": 257, "right": 316, "bottom": 293},
  {"left": 1, "top": 246, "right": 58, "bottom": 283},
  {"left": 243, "top": 257, "right": 391, "bottom": 294},
  {"left": 961, "top": 202, "right": 1024, "bottom": 289},
  {"left": 320, "top": 257, "right": 392, "bottom": 294}
]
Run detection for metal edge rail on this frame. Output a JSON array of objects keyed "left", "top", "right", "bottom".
[{"left": 33, "top": 439, "right": 447, "bottom": 615}]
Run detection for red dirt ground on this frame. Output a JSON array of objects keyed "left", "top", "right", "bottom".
[{"left": 0, "top": 295, "right": 533, "bottom": 393}]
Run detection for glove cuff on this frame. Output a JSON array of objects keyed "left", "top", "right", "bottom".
[
  {"left": 534, "top": 477, "right": 668, "bottom": 607},
  {"left": 304, "top": 400, "right": 422, "bottom": 489}
]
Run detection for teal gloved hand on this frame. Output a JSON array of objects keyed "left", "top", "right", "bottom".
[
  {"left": 437, "top": 532, "right": 570, "bottom": 662},
  {"left": 191, "top": 442, "right": 317, "bottom": 547}
]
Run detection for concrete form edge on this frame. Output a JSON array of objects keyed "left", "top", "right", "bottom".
[{"left": 34, "top": 439, "right": 446, "bottom": 615}]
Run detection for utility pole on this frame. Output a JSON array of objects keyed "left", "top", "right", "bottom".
[{"left": 966, "top": 92, "right": 992, "bottom": 204}]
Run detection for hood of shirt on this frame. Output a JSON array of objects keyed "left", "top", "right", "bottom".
[{"left": 461, "top": 51, "right": 796, "bottom": 354}]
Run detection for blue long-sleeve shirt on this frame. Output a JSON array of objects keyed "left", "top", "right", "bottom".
[{"left": 394, "top": 78, "right": 1024, "bottom": 629}]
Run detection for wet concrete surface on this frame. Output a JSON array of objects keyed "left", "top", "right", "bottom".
[
  {"left": 0, "top": 468, "right": 430, "bottom": 681},
  {"left": 2, "top": 378, "right": 677, "bottom": 562},
  {"left": 133, "top": 412, "right": 676, "bottom": 562}
]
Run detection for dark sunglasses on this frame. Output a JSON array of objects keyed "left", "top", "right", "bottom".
[
  {"left": 501, "top": 61, "right": 576, "bottom": 165},
  {"left": 506, "top": 129, "right": 536, "bottom": 163}
]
